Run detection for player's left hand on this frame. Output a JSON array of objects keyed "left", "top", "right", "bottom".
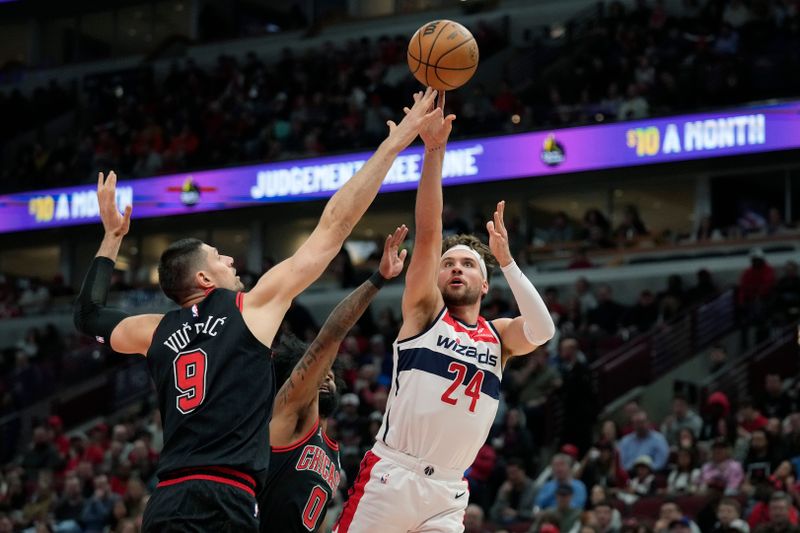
[
  {"left": 97, "top": 171, "right": 132, "bottom": 239},
  {"left": 487, "top": 200, "right": 513, "bottom": 268},
  {"left": 379, "top": 225, "right": 409, "bottom": 280}
]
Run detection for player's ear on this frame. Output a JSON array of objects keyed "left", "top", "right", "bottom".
[{"left": 196, "top": 270, "right": 214, "bottom": 290}]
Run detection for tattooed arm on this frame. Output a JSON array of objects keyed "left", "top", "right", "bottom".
[{"left": 270, "top": 226, "right": 408, "bottom": 441}]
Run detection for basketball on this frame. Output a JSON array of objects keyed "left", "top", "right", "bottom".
[{"left": 407, "top": 20, "right": 479, "bottom": 91}]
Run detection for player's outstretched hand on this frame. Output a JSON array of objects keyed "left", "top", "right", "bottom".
[
  {"left": 385, "top": 87, "right": 439, "bottom": 152},
  {"left": 404, "top": 91, "right": 456, "bottom": 149},
  {"left": 486, "top": 200, "right": 513, "bottom": 268},
  {"left": 379, "top": 225, "right": 409, "bottom": 280},
  {"left": 97, "top": 171, "right": 132, "bottom": 238}
]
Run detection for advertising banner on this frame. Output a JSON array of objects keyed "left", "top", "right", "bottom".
[{"left": 3, "top": 100, "right": 798, "bottom": 234}]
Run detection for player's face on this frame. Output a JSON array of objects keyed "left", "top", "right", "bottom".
[
  {"left": 201, "top": 244, "right": 244, "bottom": 291},
  {"left": 438, "top": 252, "right": 488, "bottom": 307},
  {"left": 318, "top": 369, "right": 339, "bottom": 418}
]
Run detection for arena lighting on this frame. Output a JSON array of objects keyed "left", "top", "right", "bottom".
[{"left": 2, "top": 100, "right": 799, "bottom": 234}]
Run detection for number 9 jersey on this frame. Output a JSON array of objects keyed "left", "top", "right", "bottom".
[
  {"left": 145, "top": 289, "right": 274, "bottom": 490},
  {"left": 377, "top": 307, "right": 503, "bottom": 472}
]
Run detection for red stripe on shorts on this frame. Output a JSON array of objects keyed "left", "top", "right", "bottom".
[
  {"left": 157, "top": 474, "right": 255, "bottom": 497},
  {"left": 334, "top": 451, "right": 380, "bottom": 533}
]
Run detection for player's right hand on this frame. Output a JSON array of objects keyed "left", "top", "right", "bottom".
[
  {"left": 404, "top": 91, "right": 456, "bottom": 148},
  {"left": 97, "top": 171, "right": 132, "bottom": 238},
  {"left": 385, "top": 87, "right": 439, "bottom": 151}
]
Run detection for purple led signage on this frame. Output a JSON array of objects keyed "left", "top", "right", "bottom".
[{"left": 3, "top": 100, "right": 799, "bottom": 234}]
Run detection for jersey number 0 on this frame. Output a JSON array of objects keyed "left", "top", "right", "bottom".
[{"left": 173, "top": 349, "right": 208, "bottom": 414}]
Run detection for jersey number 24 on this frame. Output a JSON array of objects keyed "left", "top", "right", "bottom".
[{"left": 441, "top": 361, "right": 484, "bottom": 412}]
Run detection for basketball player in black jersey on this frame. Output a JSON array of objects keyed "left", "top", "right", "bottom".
[
  {"left": 259, "top": 225, "right": 407, "bottom": 533},
  {"left": 72, "top": 88, "right": 440, "bottom": 533}
]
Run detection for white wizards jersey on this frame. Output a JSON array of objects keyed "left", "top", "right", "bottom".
[{"left": 376, "top": 307, "right": 503, "bottom": 472}]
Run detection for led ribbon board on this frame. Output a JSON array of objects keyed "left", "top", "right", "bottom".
[{"left": 2, "top": 100, "right": 798, "bottom": 234}]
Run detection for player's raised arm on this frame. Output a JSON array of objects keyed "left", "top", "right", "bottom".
[
  {"left": 486, "top": 201, "right": 555, "bottom": 361},
  {"left": 73, "top": 171, "right": 162, "bottom": 356},
  {"left": 242, "top": 89, "right": 438, "bottom": 347},
  {"left": 400, "top": 92, "right": 456, "bottom": 335},
  {"left": 274, "top": 226, "right": 408, "bottom": 421}
]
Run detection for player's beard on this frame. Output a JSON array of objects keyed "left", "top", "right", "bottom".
[
  {"left": 442, "top": 284, "right": 482, "bottom": 307},
  {"left": 318, "top": 391, "right": 339, "bottom": 418}
]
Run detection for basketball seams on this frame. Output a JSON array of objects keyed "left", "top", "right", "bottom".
[
  {"left": 433, "top": 37, "right": 476, "bottom": 67},
  {"left": 408, "top": 30, "right": 423, "bottom": 74},
  {"left": 426, "top": 21, "right": 451, "bottom": 65},
  {"left": 407, "top": 52, "right": 477, "bottom": 71}
]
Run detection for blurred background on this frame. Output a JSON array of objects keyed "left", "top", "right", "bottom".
[{"left": 0, "top": 0, "right": 799, "bottom": 531}]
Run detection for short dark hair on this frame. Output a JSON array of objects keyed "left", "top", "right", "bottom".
[
  {"left": 718, "top": 497, "right": 741, "bottom": 514},
  {"left": 594, "top": 500, "right": 614, "bottom": 511},
  {"left": 273, "top": 334, "right": 310, "bottom": 387},
  {"left": 441, "top": 234, "right": 499, "bottom": 277},
  {"left": 158, "top": 238, "right": 206, "bottom": 303}
]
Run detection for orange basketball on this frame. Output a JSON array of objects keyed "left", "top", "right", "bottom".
[{"left": 407, "top": 20, "right": 479, "bottom": 91}]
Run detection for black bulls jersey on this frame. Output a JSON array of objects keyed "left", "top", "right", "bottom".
[
  {"left": 146, "top": 289, "right": 274, "bottom": 488},
  {"left": 259, "top": 419, "right": 341, "bottom": 532}
]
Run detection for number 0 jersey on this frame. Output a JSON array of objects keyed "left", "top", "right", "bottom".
[
  {"left": 146, "top": 289, "right": 274, "bottom": 488},
  {"left": 376, "top": 307, "right": 503, "bottom": 472},
  {"left": 259, "top": 419, "right": 341, "bottom": 533}
]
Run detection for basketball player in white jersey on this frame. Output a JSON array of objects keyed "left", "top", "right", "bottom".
[{"left": 333, "top": 94, "right": 556, "bottom": 533}]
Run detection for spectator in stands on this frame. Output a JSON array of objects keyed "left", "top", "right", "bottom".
[
  {"left": 661, "top": 394, "right": 704, "bottom": 446},
  {"left": 752, "top": 491, "right": 800, "bottom": 533},
  {"left": 686, "top": 269, "right": 719, "bottom": 306},
  {"left": 766, "top": 208, "right": 791, "bottom": 236},
  {"left": 615, "top": 205, "right": 649, "bottom": 242},
  {"left": 514, "top": 347, "right": 562, "bottom": 444},
  {"left": 594, "top": 499, "right": 621, "bottom": 533},
  {"left": 707, "top": 345, "right": 729, "bottom": 374},
  {"left": 54, "top": 474, "right": 84, "bottom": 526},
  {"left": 700, "top": 439, "right": 744, "bottom": 494},
  {"left": 467, "top": 442, "right": 497, "bottom": 511},
  {"left": 692, "top": 215, "right": 725, "bottom": 243},
  {"left": 701, "top": 391, "right": 738, "bottom": 444},
  {"left": 581, "top": 209, "right": 614, "bottom": 249},
  {"left": 535, "top": 454, "right": 588, "bottom": 511},
  {"left": 711, "top": 497, "right": 749, "bottom": 533},
  {"left": 587, "top": 285, "right": 626, "bottom": 337},
  {"left": 557, "top": 338, "right": 596, "bottom": 453},
  {"left": 743, "top": 429, "right": 779, "bottom": 489},
  {"left": 655, "top": 501, "right": 701, "bottom": 533},
  {"left": 492, "top": 409, "right": 535, "bottom": 472},
  {"left": 618, "top": 410, "right": 670, "bottom": 472},
  {"left": 623, "top": 290, "right": 660, "bottom": 335},
  {"left": 542, "top": 483, "right": 583, "bottom": 533},
  {"left": 619, "top": 455, "right": 657, "bottom": 504},
  {"left": 465, "top": 503, "right": 492, "bottom": 533},
  {"left": 22, "top": 470, "right": 56, "bottom": 526},
  {"left": 658, "top": 275, "right": 686, "bottom": 322},
  {"left": 759, "top": 374, "right": 794, "bottom": 420},
  {"left": 547, "top": 212, "right": 576, "bottom": 244},
  {"left": 578, "top": 440, "right": 629, "bottom": 492},
  {"left": 21, "top": 426, "right": 64, "bottom": 478},
  {"left": 738, "top": 249, "right": 775, "bottom": 345},
  {"left": 80, "top": 473, "right": 118, "bottom": 533},
  {"left": 666, "top": 447, "right": 701, "bottom": 495},
  {"left": 739, "top": 401, "right": 770, "bottom": 435},
  {"left": 490, "top": 458, "right": 537, "bottom": 526},
  {"left": 772, "top": 261, "right": 800, "bottom": 325}
]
